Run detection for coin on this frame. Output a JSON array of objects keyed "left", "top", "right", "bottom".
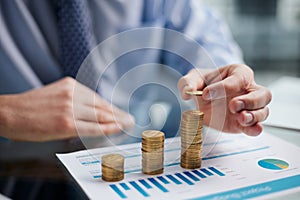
[
  {"left": 142, "top": 168, "right": 164, "bottom": 175},
  {"left": 142, "top": 130, "right": 164, "bottom": 140},
  {"left": 185, "top": 90, "right": 203, "bottom": 96}
]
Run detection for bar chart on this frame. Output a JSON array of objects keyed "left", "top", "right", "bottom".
[
  {"left": 77, "top": 136, "right": 270, "bottom": 180},
  {"left": 109, "top": 167, "right": 225, "bottom": 199}
]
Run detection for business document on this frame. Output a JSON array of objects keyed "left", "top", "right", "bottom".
[{"left": 57, "top": 131, "right": 300, "bottom": 199}]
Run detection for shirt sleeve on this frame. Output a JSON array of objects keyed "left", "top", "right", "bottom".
[{"left": 162, "top": 0, "right": 244, "bottom": 73}]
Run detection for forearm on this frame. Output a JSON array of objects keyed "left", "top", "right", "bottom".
[
  {"left": 0, "top": 95, "right": 14, "bottom": 139},
  {"left": 163, "top": 1, "right": 244, "bottom": 70},
  {"left": 0, "top": 78, "right": 135, "bottom": 142}
]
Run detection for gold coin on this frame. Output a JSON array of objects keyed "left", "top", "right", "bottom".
[
  {"left": 181, "top": 136, "right": 202, "bottom": 144},
  {"left": 142, "top": 168, "right": 164, "bottom": 175},
  {"left": 181, "top": 142, "right": 202, "bottom": 149},
  {"left": 102, "top": 174, "right": 124, "bottom": 182},
  {"left": 185, "top": 90, "right": 203, "bottom": 96},
  {"left": 142, "top": 130, "right": 165, "bottom": 140},
  {"left": 180, "top": 162, "right": 201, "bottom": 169},
  {"left": 101, "top": 165, "right": 124, "bottom": 182},
  {"left": 102, "top": 154, "right": 124, "bottom": 168}
]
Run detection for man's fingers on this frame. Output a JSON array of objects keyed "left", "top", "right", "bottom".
[
  {"left": 109, "top": 108, "right": 135, "bottom": 129},
  {"left": 200, "top": 65, "right": 255, "bottom": 100},
  {"left": 202, "top": 74, "right": 251, "bottom": 100},
  {"left": 178, "top": 69, "right": 205, "bottom": 100},
  {"left": 92, "top": 93, "right": 134, "bottom": 124},
  {"left": 108, "top": 105, "right": 135, "bottom": 128},
  {"left": 72, "top": 81, "right": 135, "bottom": 127},
  {"left": 74, "top": 104, "right": 110, "bottom": 121},
  {"left": 72, "top": 80, "right": 116, "bottom": 113},
  {"left": 237, "top": 107, "right": 269, "bottom": 127},
  {"left": 75, "top": 104, "right": 135, "bottom": 128},
  {"left": 229, "top": 86, "right": 272, "bottom": 113},
  {"left": 76, "top": 121, "right": 123, "bottom": 136},
  {"left": 241, "top": 123, "right": 263, "bottom": 136}
]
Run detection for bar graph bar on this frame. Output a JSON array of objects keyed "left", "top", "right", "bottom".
[
  {"left": 109, "top": 167, "right": 226, "bottom": 198},
  {"left": 110, "top": 184, "right": 127, "bottom": 199},
  {"left": 120, "top": 183, "right": 130, "bottom": 190},
  {"left": 148, "top": 178, "right": 169, "bottom": 192},
  {"left": 157, "top": 176, "right": 170, "bottom": 184},
  {"left": 209, "top": 167, "right": 225, "bottom": 176},
  {"left": 129, "top": 181, "right": 149, "bottom": 197},
  {"left": 139, "top": 179, "right": 152, "bottom": 189},
  {"left": 183, "top": 171, "right": 200, "bottom": 182},
  {"left": 166, "top": 174, "right": 182, "bottom": 185},
  {"left": 81, "top": 160, "right": 100, "bottom": 165},
  {"left": 192, "top": 170, "right": 207, "bottom": 179},
  {"left": 175, "top": 173, "right": 194, "bottom": 185},
  {"left": 200, "top": 168, "right": 213, "bottom": 176}
]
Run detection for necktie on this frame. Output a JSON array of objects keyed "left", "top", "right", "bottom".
[
  {"left": 57, "top": 0, "right": 96, "bottom": 78},
  {"left": 57, "top": 0, "right": 98, "bottom": 145}
]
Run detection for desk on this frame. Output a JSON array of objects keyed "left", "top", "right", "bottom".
[{"left": 266, "top": 126, "right": 300, "bottom": 147}]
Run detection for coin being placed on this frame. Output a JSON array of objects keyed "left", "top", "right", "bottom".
[{"left": 185, "top": 90, "right": 203, "bottom": 96}]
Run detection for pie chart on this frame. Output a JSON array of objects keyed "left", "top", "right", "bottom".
[{"left": 258, "top": 158, "right": 289, "bottom": 170}]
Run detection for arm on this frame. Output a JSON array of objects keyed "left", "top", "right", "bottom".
[
  {"left": 0, "top": 77, "right": 134, "bottom": 142},
  {"left": 163, "top": 0, "right": 243, "bottom": 71}
]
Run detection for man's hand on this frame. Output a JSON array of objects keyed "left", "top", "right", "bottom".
[
  {"left": 178, "top": 64, "right": 272, "bottom": 136},
  {"left": 0, "top": 77, "right": 134, "bottom": 142}
]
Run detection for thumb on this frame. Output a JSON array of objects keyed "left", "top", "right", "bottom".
[{"left": 178, "top": 69, "right": 206, "bottom": 100}]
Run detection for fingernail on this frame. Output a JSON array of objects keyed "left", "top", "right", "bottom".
[
  {"left": 244, "top": 112, "right": 253, "bottom": 124},
  {"left": 204, "top": 90, "right": 216, "bottom": 100},
  {"left": 235, "top": 100, "right": 245, "bottom": 112}
]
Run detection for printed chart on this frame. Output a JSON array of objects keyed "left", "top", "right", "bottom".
[
  {"left": 57, "top": 132, "right": 300, "bottom": 199},
  {"left": 258, "top": 159, "right": 289, "bottom": 170}
]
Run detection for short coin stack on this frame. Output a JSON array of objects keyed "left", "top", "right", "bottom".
[
  {"left": 180, "top": 110, "right": 204, "bottom": 169},
  {"left": 142, "top": 130, "right": 165, "bottom": 175},
  {"left": 102, "top": 154, "right": 124, "bottom": 182}
]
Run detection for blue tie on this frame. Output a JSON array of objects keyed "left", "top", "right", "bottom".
[{"left": 57, "top": 0, "right": 96, "bottom": 78}]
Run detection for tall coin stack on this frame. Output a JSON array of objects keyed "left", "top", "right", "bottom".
[
  {"left": 142, "top": 130, "right": 165, "bottom": 175},
  {"left": 180, "top": 110, "right": 204, "bottom": 169},
  {"left": 102, "top": 154, "right": 124, "bottom": 182}
]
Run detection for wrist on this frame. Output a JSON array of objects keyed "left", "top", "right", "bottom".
[{"left": 0, "top": 95, "right": 14, "bottom": 138}]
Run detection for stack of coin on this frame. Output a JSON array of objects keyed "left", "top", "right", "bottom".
[
  {"left": 142, "top": 130, "right": 164, "bottom": 175},
  {"left": 102, "top": 154, "right": 124, "bottom": 182},
  {"left": 180, "top": 110, "right": 204, "bottom": 169}
]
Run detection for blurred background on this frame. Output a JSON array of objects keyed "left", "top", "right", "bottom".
[{"left": 204, "top": 0, "right": 300, "bottom": 86}]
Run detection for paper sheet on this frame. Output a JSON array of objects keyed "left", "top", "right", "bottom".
[
  {"left": 263, "top": 76, "right": 300, "bottom": 130},
  {"left": 57, "top": 131, "right": 300, "bottom": 200},
  {"left": 0, "top": 193, "right": 11, "bottom": 200}
]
